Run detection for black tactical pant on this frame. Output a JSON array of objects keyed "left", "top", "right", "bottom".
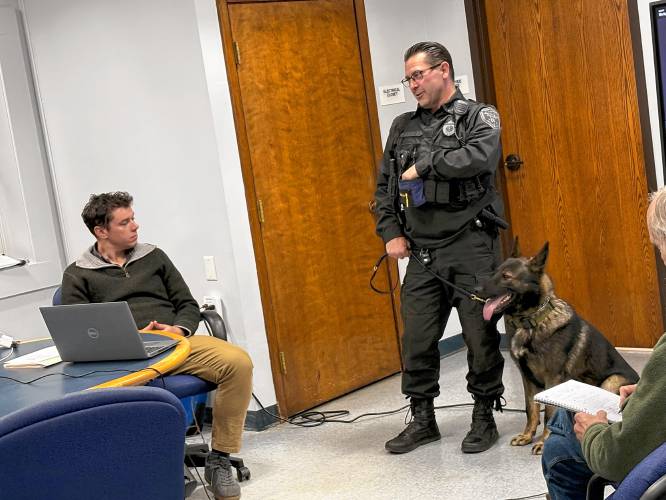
[{"left": 400, "top": 224, "right": 504, "bottom": 400}]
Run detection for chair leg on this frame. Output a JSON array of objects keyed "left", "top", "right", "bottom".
[
  {"left": 184, "top": 442, "right": 209, "bottom": 468},
  {"left": 184, "top": 443, "right": 251, "bottom": 482},
  {"left": 183, "top": 464, "right": 198, "bottom": 498},
  {"left": 229, "top": 456, "right": 251, "bottom": 482},
  {"left": 586, "top": 474, "right": 614, "bottom": 500}
]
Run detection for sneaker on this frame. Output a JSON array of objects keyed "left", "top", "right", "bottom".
[{"left": 204, "top": 453, "right": 241, "bottom": 500}]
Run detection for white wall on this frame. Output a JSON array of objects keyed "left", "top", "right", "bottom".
[
  {"left": 0, "top": 2, "right": 64, "bottom": 336},
  {"left": 637, "top": 0, "right": 666, "bottom": 188}
]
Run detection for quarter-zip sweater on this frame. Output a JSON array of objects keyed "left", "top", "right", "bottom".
[
  {"left": 61, "top": 243, "right": 200, "bottom": 335},
  {"left": 582, "top": 333, "right": 666, "bottom": 481}
]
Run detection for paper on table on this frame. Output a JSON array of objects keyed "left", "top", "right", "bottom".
[
  {"left": 4, "top": 345, "right": 62, "bottom": 368},
  {"left": 534, "top": 379, "right": 623, "bottom": 423},
  {"left": 0, "top": 255, "right": 27, "bottom": 270}
]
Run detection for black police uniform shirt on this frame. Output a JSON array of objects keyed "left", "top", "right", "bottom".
[{"left": 374, "top": 88, "right": 502, "bottom": 249}]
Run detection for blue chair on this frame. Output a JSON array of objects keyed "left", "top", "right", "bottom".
[
  {"left": 586, "top": 441, "right": 666, "bottom": 499},
  {"left": 0, "top": 386, "right": 186, "bottom": 500},
  {"left": 51, "top": 288, "right": 250, "bottom": 495}
]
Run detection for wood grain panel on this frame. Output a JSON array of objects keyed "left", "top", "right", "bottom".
[
  {"left": 228, "top": 0, "right": 400, "bottom": 414},
  {"left": 483, "top": 0, "right": 662, "bottom": 347}
]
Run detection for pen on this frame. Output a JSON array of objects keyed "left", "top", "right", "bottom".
[{"left": 619, "top": 395, "right": 631, "bottom": 413}]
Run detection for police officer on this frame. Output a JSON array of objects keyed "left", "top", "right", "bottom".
[{"left": 375, "top": 42, "right": 505, "bottom": 454}]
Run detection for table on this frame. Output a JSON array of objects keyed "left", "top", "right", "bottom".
[{"left": 0, "top": 331, "right": 190, "bottom": 418}]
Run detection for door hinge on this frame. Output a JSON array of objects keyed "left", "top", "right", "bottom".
[
  {"left": 279, "top": 351, "right": 287, "bottom": 374},
  {"left": 233, "top": 41, "right": 241, "bottom": 66},
  {"left": 257, "top": 199, "right": 265, "bottom": 224}
]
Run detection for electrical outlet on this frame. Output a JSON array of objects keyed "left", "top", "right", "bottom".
[{"left": 202, "top": 296, "right": 224, "bottom": 320}]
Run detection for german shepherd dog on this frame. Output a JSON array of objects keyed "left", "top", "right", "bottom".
[{"left": 481, "top": 240, "right": 639, "bottom": 454}]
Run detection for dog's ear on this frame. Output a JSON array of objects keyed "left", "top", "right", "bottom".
[
  {"left": 510, "top": 237, "right": 521, "bottom": 258},
  {"left": 529, "top": 242, "right": 549, "bottom": 272}
]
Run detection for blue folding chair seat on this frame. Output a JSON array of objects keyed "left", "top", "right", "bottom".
[
  {"left": 0, "top": 386, "right": 186, "bottom": 500},
  {"left": 587, "top": 441, "right": 666, "bottom": 499}
]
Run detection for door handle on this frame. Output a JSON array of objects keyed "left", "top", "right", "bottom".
[
  {"left": 504, "top": 154, "right": 524, "bottom": 171},
  {"left": 368, "top": 200, "right": 376, "bottom": 213}
]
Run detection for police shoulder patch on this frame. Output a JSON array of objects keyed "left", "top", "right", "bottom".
[{"left": 479, "top": 107, "right": 500, "bottom": 129}]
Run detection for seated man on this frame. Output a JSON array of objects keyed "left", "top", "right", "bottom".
[
  {"left": 541, "top": 187, "right": 666, "bottom": 500},
  {"left": 61, "top": 191, "right": 251, "bottom": 500}
]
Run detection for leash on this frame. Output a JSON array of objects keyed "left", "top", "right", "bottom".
[
  {"left": 369, "top": 253, "right": 399, "bottom": 295},
  {"left": 410, "top": 250, "right": 487, "bottom": 303},
  {"left": 369, "top": 251, "right": 487, "bottom": 303}
]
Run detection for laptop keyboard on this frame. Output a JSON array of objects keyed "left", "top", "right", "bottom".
[{"left": 143, "top": 340, "right": 175, "bottom": 355}]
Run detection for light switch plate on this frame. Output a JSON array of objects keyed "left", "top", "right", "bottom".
[{"left": 203, "top": 256, "right": 217, "bottom": 281}]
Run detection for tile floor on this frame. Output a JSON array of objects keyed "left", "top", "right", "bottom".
[{"left": 188, "top": 348, "right": 650, "bottom": 500}]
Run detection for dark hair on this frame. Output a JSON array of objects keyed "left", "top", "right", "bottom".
[
  {"left": 404, "top": 41, "right": 455, "bottom": 81},
  {"left": 81, "top": 191, "right": 133, "bottom": 235}
]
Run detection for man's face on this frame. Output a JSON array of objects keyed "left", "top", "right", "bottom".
[
  {"left": 96, "top": 206, "right": 139, "bottom": 251},
  {"left": 404, "top": 52, "right": 449, "bottom": 111}
]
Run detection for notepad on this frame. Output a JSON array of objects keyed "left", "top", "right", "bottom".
[
  {"left": 534, "top": 379, "right": 623, "bottom": 423},
  {"left": 4, "top": 346, "right": 62, "bottom": 368}
]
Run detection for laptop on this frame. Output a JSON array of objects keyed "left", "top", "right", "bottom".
[{"left": 39, "top": 302, "right": 179, "bottom": 362}]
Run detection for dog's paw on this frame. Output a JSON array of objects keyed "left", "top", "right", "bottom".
[
  {"left": 531, "top": 442, "right": 544, "bottom": 455},
  {"left": 510, "top": 434, "right": 533, "bottom": 446}
]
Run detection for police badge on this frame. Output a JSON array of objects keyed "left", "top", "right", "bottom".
[
  {"left": 443, "top": 120, "right": 455, "bottom": 136},
  {"left": 479, "top": 107, "right": 500, "bottom": 129}
]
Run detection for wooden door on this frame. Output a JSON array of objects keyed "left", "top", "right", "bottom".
[
  {"left": 476, "top": 0, "right": 663, "bottom": 347},
  {"left": 219, "top": 0, "right": 401, "bottom": 415}
]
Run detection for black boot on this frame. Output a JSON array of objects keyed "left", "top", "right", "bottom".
[
  {"left": 461, "top": 397, "right": 500, "bottom": 453},
  {"left": 385, "top": 398, "right": 441, "bottom": 454}
]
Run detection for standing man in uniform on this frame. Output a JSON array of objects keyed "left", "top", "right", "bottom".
[{"left": 375, "top": 42, "right": 505, "bottom": 454}]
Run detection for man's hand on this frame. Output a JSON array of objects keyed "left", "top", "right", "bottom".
[
  {"left": 142, "top": 320, "right": 185, "bottom": 336},
  {"left": 619, "top": 384, "right": 637, "bottom": 407},
  {"left": 574, "top": 411, "right": 608, "bottom": 442},
  {"left": 386, "top": 236, "right": 410, "bottom": 259},
  {"left": 401, "top": 165, "right": 419, "bottom": 181}
]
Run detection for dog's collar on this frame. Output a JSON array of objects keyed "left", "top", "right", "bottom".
[{"left": 507, "top": 296, "right": 555, "bottom": 329}]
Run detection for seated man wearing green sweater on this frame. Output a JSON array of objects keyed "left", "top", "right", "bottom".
[
  {"left": 62, "top": 191, "right": 251, "bottom": 500},
  {"left": 541, "top": 186, "right": 666, "bottom": 500}
]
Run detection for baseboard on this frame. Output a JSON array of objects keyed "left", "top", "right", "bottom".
[
  {"left": 201, "top": 403, "right": 280, "bottom": 432},
  {"left": 438, "top": 334, "right": 656, "bottom": 357},
  {"left": 616, "top": 346, "right": 654, "bottom": 353},
  {"left": 438, "top": 332, "right": 510, "bottom": 357}
]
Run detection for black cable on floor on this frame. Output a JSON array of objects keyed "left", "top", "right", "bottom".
[{"left": 251, "top": 393, "right": 535, "bottom": 427}]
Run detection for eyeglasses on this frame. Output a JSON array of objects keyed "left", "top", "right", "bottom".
[{"left": 401, "top": 64, "right": 441, "bottom": 87}]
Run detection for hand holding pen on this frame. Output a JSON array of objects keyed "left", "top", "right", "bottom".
[{"left": 619, "top": 383, "right": 638, "bottom": 413}]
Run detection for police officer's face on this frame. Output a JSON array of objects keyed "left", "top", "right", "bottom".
[{"left": 404, "top": 53, "right": 451, "bottom": 111}]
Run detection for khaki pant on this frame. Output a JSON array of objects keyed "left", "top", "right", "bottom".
[{"left": 170, "top": 335, "right": 253, "bottom": 453}]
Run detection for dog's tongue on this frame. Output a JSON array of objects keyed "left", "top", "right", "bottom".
[{"left": 483, "top": 295, "right": 506, "bottom": 321}]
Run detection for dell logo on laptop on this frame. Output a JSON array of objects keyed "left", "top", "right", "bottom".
[{"left": 87, "top": 328, "right": 100, "bottom": 340}]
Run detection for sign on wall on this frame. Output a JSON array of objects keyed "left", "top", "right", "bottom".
[{"left": 379, "top": 84, "right": 405, "bottom": 106}]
